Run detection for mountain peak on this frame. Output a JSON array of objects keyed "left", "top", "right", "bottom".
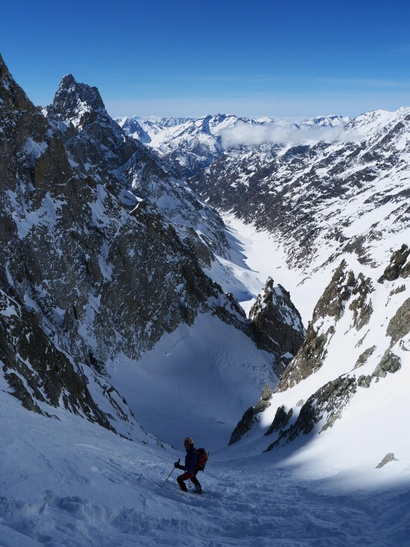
[{"left": 50, "top": 73, "right": 106, "bottom": 123}]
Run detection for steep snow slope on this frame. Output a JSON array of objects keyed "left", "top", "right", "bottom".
[
  {"left": 108, "top": 314, "right": 277, "bottom": 449},
  {"left": 2, "top": 324, "right": 410, "bottom": 547},
  {"left": 223, "top": 219, "right": 410, "bottom": 491},
  {"left": 1, "top": 52, "right": 410, "bottom": 545},
  {"left": 5, "top": 201, "right": 407, "bottom": 546}
]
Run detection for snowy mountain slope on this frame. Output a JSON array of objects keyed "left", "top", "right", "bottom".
[
  {"left": 118, "top": 113, "right": 349, "bottom": 179},
  {"left": 1, "top": 51, "right": 410, "bottom": 545},
  {"left": 108, "top": 313, "right": 277, "bottom": 449},
  {"left": 189, "top": 107, "right": 410, "bottom": 277},
  {"left": 46, "top": 76, "right": 230, "bottom": 262},
  {"left": 2, "top": 330, "right": 410, "bottom": 547},
  {"left": 155, "top": 108, "right": 410, "bottom": 467},
  {"left": 117, "top": 114, "right": 241, "bottom": 178},
  {"left": 119, "top": 114, "right": 349, "bottom": 154},
  {"left": 226, "top": 237, "right": 410, "bottom": 487},
  {"left": 41, "top": 71, "right": 305, "bottom": 365},
  {"left": 0, "top": 56, "right": 139, "bottom": 434},
  {"left": 1, "top": 54, "right": 302, "bottom": 439},
  {"left": 165, "top": 107, "right": 410, "bottom": 489}
]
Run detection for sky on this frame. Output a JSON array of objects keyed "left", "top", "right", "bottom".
[{"left": 2, "top": 0, "right": 410, "bottom": 119}]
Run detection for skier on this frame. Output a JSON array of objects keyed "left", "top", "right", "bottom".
[{"left": 174, "top": 436, "right": 202, "bottom": 494}]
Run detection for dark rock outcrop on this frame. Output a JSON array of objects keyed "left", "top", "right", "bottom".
[
  {"left": 264, "top": 405, "right": 293, "bottom": 436},
  {"left": 386, "top": 298, "right": 410, "bottom": 345},
  {"left": 228, "top": 385, "right": 273, "bottom": 445},
  {"left": 249, "top": 277, "right": 305, "bottom": 375},
  {"left": 0, "top": 290, "right": 115, "bottom": 428},
  {"left": 266, "top": 376, "right": 357, "bottom": 450},
  {"left": 379, "top": 244, "right": 410, "bottom": 282}
]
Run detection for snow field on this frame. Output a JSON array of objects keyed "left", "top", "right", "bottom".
[
  {"left": 2, "top": 271, "right": 410, "bottom": 547},
  {"left": 2, "top": 392, "right": 410, "bottom": 547},
  {"left": 108, "top": 314, "right": 277, "bottom": 450}
]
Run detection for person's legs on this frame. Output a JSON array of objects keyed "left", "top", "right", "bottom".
[
  {"left": 177, "top": 472, "right": 194, "bottom": 491},
  {"left": 190, "top": 474, "right": 202, "bottom": 493}
]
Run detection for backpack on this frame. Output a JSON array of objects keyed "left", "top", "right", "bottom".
[{"left": 195, "top": 448, "right": 209, "bottom": 471}]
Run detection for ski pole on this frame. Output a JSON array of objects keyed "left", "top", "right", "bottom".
[{"left": 161, "top": 459, "right": 180, "bottom": 487}]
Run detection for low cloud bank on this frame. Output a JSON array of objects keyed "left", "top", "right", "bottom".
[{"left": 221, "top": 121, "right": 350, "bottom": 148}]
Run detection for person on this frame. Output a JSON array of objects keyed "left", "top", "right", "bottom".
[{"left": 174, "top": 436, "right": 202, "bottom": 494}]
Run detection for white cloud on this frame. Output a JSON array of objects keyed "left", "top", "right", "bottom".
[{"left": 220, "top": 120, "right": 347, "bottom": 148}]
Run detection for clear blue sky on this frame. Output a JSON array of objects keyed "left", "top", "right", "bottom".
[{"left": 2, "top": 0, "right": 410, "bottom": 118}]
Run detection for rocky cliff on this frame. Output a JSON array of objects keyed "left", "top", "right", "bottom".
[
  {"left": 249, "top": 277, "right": 306, "bottom": 375},
  {"left": 229, "top": 247, "right": 410, "bottom": 450}
]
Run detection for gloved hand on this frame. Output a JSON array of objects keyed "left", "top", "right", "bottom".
[{"left": 174, "top": 461, "right": 181, "bottom": 469}]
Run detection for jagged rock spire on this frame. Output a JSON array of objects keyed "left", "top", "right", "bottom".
[
  {"left": 249, "top": 277, "right": 306, "bottom": 374},
  {"left": 50, "top": 73, "right": 106, "bottom": 123}
]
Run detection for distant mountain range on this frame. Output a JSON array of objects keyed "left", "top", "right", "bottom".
[
  {"left": 119, "top": 109, "right": 409, "bottom": 274},
  {"left": 117, "top": 113, "right": 350, "bottom": 177}
]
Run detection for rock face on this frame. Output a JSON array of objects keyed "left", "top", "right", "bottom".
[
  {"left": 379, "top": 244, "right": 410, "bottom": 283},
  {"left": 229, "top": 247, "right": 410, "bottom": 447},
  {"left": 0, "top": 289, "right": 118, "bottom": 428},
  {"left": 0, "top": 56, "right": 137, "bottom": 432},
  {"left": 276, "top": 261, "right": 374, "bottom": 391},
  {"left": 46, "top": 75, "right": 229, "bottom": 262},
  {"left": 249, "top": 277, "right": 306, "bottom": 375},
  {"left": 228, "top": 384, "right": 273, "bottom": 445},
  {"left": 270, "top": 250, "right": 409, "bottom": 446},
  {"left": 265, "top": 376, "right": 358, "bottom": 450},
  {"left": 1, "top": 55, "right": 293, "bottom": 432}
]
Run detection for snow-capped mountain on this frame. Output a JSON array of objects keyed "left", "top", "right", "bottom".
[
  {"left": 46, "top": 78, "right": 230, "bottom": 261},
  {"left": 189, "top": 107, "right": 410, "bottom": 275},
  {"left": 229, "top": 245, "right": 410, "bottom": 476},
  {"left": 183, "top": 109, "right": 410, "bottom": 491},
  {"left": 123, "top": 106, "right": 410, "bottom": 480},
  {"left": 117, "top": 114, "right": 242, "bottom": 177},
  {"left": 118, "top": 113, "right": 349, "bottom": 178}
]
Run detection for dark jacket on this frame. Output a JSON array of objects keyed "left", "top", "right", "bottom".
[{"left": 180, "top": 446, "right": 198, "bottom": 474}]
